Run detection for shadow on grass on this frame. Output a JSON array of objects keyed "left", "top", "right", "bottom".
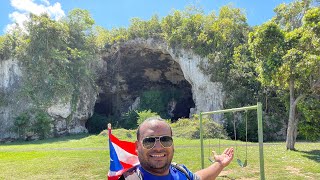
[
  {"left": 0, "top": 133, "right": 90, "bottom": 146},
  {"left": 299, "top": 150, "right": 320, "bottom": 163}
]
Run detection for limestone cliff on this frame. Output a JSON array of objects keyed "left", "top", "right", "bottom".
[
  {"left": 0, "top": 59, "right": 22, "bottom": 140},
  {"left": 0, "top": 38, "right": 225, "bottom": 141},
  {"left": 0, "top": 58, "right": 97, "bottom": 141},
  {"left": 101, "top": 38, "right": 224, "bottom": 117}
]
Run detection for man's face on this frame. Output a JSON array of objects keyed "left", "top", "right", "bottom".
[{"left": 136, "top": 120, "right": 174, "bottom": 176}]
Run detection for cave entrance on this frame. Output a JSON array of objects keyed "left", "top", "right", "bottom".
[{"left": 87, "top": 46, "right": 195, "bottom": 132}]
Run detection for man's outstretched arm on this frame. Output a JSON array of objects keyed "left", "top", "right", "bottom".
[{"left": 195, "top": 147, "right": 234, "bottom": 180}]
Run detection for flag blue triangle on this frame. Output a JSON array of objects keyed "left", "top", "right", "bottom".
[{"left": 109, "top": 138, "right": 123, "bottom": 171}]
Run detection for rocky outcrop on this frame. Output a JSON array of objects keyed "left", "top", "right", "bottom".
[
  {"left": 0, "top": 59, "right": 23, "bottom": 140},
  {"left": 0, "top": 37, "right": 225, "bottom": 141},
  {"left": 102, "top": 38, "right": 224, "bottom": 119},
  {"left": 0, "top": 58, "right": 96, "bottom": 141}
]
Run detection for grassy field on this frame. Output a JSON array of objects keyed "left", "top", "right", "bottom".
[{"left": 0, "top": 129, "right": 319, "bottom": 180}]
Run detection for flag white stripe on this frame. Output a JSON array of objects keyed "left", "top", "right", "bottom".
[
  {"left": 112, "top": 142, "right": 139, "bottom": 165},
  {"left": 108, "top": 170, "right": 123, "bottom": 176}
]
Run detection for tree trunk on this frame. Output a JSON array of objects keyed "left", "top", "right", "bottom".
[{"left": 286, "top": 77, "right": 305, "bottom": 150}]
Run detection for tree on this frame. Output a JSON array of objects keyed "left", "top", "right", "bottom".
[
  {"left": 249, "top": 1, "right": 319, "bottom": 150},
  {"left": 22, "top": 13, "right": 72, "bottom": 104}
]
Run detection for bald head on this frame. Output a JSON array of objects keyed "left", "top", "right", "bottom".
[{"left": 137, "top": 117, "right": 172, "bottom": 140}]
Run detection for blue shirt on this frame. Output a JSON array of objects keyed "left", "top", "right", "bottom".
[{"left": 138, "top": 165, "right": 198, "bottom": 180}]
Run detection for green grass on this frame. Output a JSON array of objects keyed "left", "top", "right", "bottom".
[{"left": 0, "top": 131, "right": 319, "bottom": 180}]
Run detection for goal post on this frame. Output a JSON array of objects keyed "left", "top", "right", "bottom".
[{"left": 199, "top": 102, "right": 265, "bottom": 180}]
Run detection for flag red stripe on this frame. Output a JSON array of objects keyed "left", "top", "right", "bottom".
[
  {"left": 120, "top": 161, "right": 136, "bottom": 170},
  {"left": 108, "top": 176, "right": 119, "bottom": 180},
  {"left": 109, "top": 133, "right": 137, "bottom": 155}
]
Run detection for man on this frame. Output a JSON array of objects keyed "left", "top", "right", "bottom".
[{"left": 120, "top": 117, "right": 234, "bottom": 180}]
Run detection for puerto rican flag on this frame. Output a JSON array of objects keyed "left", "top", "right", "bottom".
[{"left": 107, "top": 125, "right": 139, "bottom": 180}]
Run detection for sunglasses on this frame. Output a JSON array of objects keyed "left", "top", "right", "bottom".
[{"left": 141, "top": 136, "right": 173, "bottom": 149}]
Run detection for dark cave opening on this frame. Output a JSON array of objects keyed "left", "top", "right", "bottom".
[
  {"left": 86, "top": 47, "right": 195, "bottom": 132},
  {"left": 93, "top": 93, "right": 113, "bottom": 116},
  {"left": 87, "top": 87, "right": 195, "bottom": 133},
  {"left": 171, "top": 93, "right": 195, "bottom": 121}
]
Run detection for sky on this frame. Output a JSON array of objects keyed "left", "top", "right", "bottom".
[{"left": 0, "top": 0, "right": 296, "bottom": 35}]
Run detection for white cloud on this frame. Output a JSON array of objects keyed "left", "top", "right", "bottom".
[
  {"left": 5, "top": 0, "right": 65, "bottom": 33},
  {"left": 40, "top": 0, "right": 50, "bottom": 6}
]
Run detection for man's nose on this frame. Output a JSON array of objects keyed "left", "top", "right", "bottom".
[{"left": 153, "top": 139, "right": 163, "bottom": 149}]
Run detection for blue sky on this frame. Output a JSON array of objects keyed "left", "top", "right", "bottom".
[{"left": 0, "top": 0, "right": 295, "bottom": 35}]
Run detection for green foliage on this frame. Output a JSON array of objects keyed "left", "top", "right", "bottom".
[
  {"left": 138, "top": 89, "right": 180, "bottom": 118},
  {"left": 0, "top": 35, "right": 12, "bottom": 60},
  {"left": 171, "top": 117, "right": 228, "bottom": 139},
  {"left": 303, "top": 6, "right": 320, "bottom": 35},
  {"left": 128, "top": 15, "right": 161, "bottom": 39},
  {"left": 248, "top": 1, "right": 319, "bottom": 147},
  {"left": 21, "top": 14, "right": 71, "bottom": 104},
  {"left": 32, "top": 111, "right": 52, "bottom": 139},
  {"left": 222, "top": 111, "right": 260, "bottom": 142},
  {"left": 273, "top": 0, "right": 312, "bottom": 31},
  {"left": 0, "top": 27, "right": 26, "bottom": 60},
  {"left": 136, "top": 110, "right": 159, "bottom": 125},
  {"left": 18, "top": 10, "right": 97, "bottom": 107},
  {"left": 94, "top": 26, "right": 112, "bottom": 49},
  {"left": 13, "top": 112, "right": 31, "bottom": 140},
  {"left": 248, "top": 22, "right": 285, "bottom": 85},
  {"left": 86, "top": 113, "right": 109, "bottom": 134},
  {"left": 120, "top": 110, "right": 139, "bottom": 129},
  {"left": 298, "top": 96, "right": 320, "bottom": 141}
]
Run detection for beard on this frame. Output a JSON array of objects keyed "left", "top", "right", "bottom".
[
  {"left": 138, "top": 149, "right": 174, "bottom": 175},
  {"left": 139, "top": 156, "right": 172, "bottom": 174}
]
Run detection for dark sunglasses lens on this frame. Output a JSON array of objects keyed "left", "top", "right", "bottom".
[
  {"left": 142, "top": 137, "right": 156, "bottom": 149},
  {"left": 160, "top": 136, "right": 173, "bottom": 147}
]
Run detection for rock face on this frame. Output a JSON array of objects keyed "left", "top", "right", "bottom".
[
  {"left": 99, "top": 38, "right": 224, "bottom": 119},
  {"left": 0, "top": 38, "right": 225, "bottom": 141},
  {"left": 0, "top": 59, "right": 23, "bottom": 140},
  {"left": 0, "top": 59, "right": 96, "bottom": 141}
]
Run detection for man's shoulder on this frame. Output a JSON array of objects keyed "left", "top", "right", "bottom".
[{"left": 170, "top": 163, "right": 200, "bottom": 180}]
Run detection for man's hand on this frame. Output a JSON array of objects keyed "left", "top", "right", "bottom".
[
  {"left": 195, "top": 147, "right": 234, "bottom": 180},
  {"left": 213, "top": 147, "right": 234, "bottom": 167}
]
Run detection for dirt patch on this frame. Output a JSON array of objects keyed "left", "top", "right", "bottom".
[{"left": 286, "top": 166, "right": 314, "bottom": 180}]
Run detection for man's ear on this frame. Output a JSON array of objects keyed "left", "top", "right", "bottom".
[{"left": 135, "top": 140, "right": 139, "bottom": 151}]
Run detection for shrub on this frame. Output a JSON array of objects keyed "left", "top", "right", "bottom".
[
  {"left": 138, "top": 89, "right": 181, "bottom": 119},
  {"left": 86, "top": 113, "right": 110, "bottom": 134},
  {"left": 136, "top": 110, "right": 159, "bottom": 125},
  {"left": 32, "top": 111, "right": 52, "bottom": 139},
  {"left": 13, "top": 112, "right": 31, "bottom": 140},
  {"left": 121, "top": 110, "right": 139, "bottom": 129},
  {"left": 171, "top": 117, "right": 228, "bottom": 139}
]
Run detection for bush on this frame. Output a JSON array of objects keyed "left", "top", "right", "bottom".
[
  {"left": 32, "top": 111, "right": 52, "bottom": 139},
  {"left": 13, "top": 112, "right": 31, "bottom": 140},
  {"left": 86, "top": 113, "right": 110, "bottom": 134},
  {"left": 138, "top": 89, "right": 182, "bottom": 119},
  {"left": 298, "top": 97, "right": 320, "bottom": 141},
  {"left": 136, "top": 110, "right": 159, "bottom": 125},
  {"left": 223, "top": 111, "right": 259, "bottom": 142},
  {"left": 121, "top": 110, "right": 139, "bottom": 129},
  {"left": 171, "top": 117, "right": 228, "bottom": 139}
]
